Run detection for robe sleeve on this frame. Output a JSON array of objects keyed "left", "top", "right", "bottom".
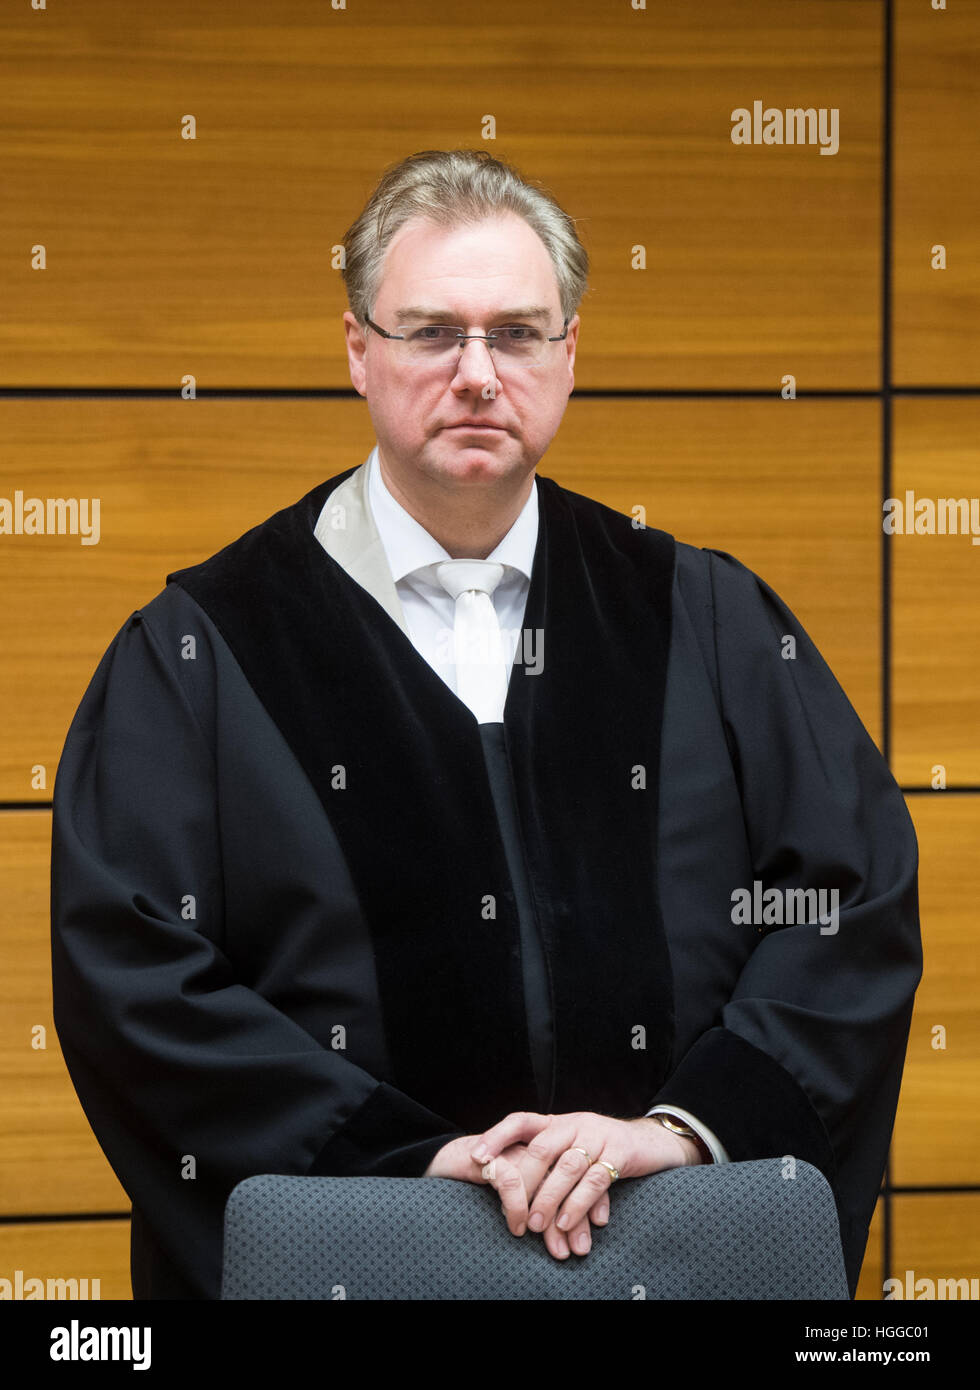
[
  {"left": 50, "top": 604, "right": 465, "bottom": 1299},
  {"left": 649, "top": 549, "right": 922, "bottom": 1296}
]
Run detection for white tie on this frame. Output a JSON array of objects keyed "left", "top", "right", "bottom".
[{"left": 435, "top": 559, "right": 509, "bottom": 723}]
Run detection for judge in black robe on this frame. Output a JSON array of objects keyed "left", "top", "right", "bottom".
[{"left": 49, "top": 452, "right": 922, "bottom": 1301}]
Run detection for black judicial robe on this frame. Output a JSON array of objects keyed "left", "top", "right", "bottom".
[{"left": 49, "top": 464, "right": 922, "bottom": 1301}]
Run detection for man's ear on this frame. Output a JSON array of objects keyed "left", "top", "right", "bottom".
[
  {"left": 564, "top": 313, "right": 580, "bottom": 394},
  {"left": 343, "top": 311, "right": 368, "bottom": 397}
]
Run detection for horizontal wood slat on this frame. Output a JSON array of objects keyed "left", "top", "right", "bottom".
[
  {"left": 890, "top": 1194, "right": 980, "bottom": 1299},
  {"left": 894, "top": 0, "right": 980, "bottom": 386},
  {"left": 891, "top": 399, "right": 980, "bottom": 788},
  {"left": 0, "top": 1219, "right": 131, "bottom": 1301},
  {"left": 0, "top": 0, "right": 881, "bottom": 390}
]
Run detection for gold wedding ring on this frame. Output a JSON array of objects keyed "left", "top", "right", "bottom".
[
  {"left": 597, "top": 1160, "right": 620, "bottom": 1183},
  {"left": 572, "top": 1146, "right": 594, "bottom": 1165},
  {"left": 481, "top": 1160, "right": 497, "bottom": 1182}
]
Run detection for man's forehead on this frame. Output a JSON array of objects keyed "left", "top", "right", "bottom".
[
  {"left": 392, "top": 304, "right": 554, "bottom": 323},
  {"left": 375, "top": 213, "right": 560, "bottom": 309}
]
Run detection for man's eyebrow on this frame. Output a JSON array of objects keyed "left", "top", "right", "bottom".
[{"left": 393, "top": 306, "right": 555, "bottom": 323}]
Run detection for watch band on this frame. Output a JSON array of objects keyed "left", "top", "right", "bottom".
[{"left": 654, "top": 1112, "right": 712, "bottom": 1164}]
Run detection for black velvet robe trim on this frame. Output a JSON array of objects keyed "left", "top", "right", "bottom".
[
  {"left": 167, "top": 467, "right": 677, "bottom": 1132},
  {"left": 479, "top": 722, "right": 556, "bottom": 1110},
  {"left": 652, "top": 1026, "right": 838, "bottom": 1186}
]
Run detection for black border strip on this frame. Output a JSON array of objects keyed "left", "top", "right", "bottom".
[
  {"left": 0, "top": 1211, "right": 129, "bottom": 1225},
  {"left": 886, "top": 1185, "right": 980, "bottom": 1195}
]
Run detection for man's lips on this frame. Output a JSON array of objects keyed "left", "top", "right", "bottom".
[{"left": 444, "top": 423, "right": 505, "bottom": 430}]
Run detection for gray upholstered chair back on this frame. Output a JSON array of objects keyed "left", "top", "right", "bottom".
[{"left": 221, "top": 1158, "right": 849, "bottom": 1300}]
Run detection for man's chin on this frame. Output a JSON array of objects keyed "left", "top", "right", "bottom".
[{"left": 430, "top": 434, "right": 522, "bottom": 476}]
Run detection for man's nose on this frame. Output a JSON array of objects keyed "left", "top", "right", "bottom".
[{"left": 452, "top": 337, "right": 500, "bottom": 393}]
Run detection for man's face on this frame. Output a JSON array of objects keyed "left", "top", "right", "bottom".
[{"left": 343, "top": 211, "right": 579, "bottom": 499}]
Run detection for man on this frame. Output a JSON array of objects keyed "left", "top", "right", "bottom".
[{"left": 50, "top": 149, "right": 921, "bottom": 1300}]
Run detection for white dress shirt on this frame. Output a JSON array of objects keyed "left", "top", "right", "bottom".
[
  {"left": 366, "top": 444, "right": 537, "bottom": 700},
  {"left": 316, "top": 444, "right": 730, "bottom": 1165}
]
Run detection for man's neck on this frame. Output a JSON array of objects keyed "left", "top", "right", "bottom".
[{"left": 377, "top": 452, "right": 535, "bottom": 560}]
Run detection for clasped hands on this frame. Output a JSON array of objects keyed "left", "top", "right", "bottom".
[{"left": 422, "top": 1110, "right": 703, "bottom": 1260}]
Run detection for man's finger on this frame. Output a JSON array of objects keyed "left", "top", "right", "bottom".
[
  {"left": 565, "top": 1214, "right": 592, "bottom": 1257},
  {"left": 551, "top": 1160, "right": 615, "bottom": 1238},
  {"left": 543, "top": 1219, "right": 570, "bottom": 1259},
  {"left": 499, "top": 1143, "right": 553, "bottom": 1210},
  {"left": 480, "top": 1154, "right": 530, "bottom": 1237},
  {"left": 469, "top": 1111, "right": 552, "bottom": 1163},
  {"left": 526, "top": 1143, "right": 599, "bottom": 1233}
]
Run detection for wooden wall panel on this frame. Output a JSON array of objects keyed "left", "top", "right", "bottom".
[
  {"left": 0, "top": 1219, "right": 131, "bottom": 1301},
  {"left": 890, "top": 1195, "right": 980, "bottom": 1299},
  {"left": 892, "top": 797, "right": 980, "bottom": 1188},
  {"left": 0, "top": 0, "right": 976, "bottom": 1302},
  {"left": 891, "top": 399, "right": 980, "bottom": 788},
  {"left": 0, "top": 811, "right": 128, "bottom": 1215},
  {"left": 894, "top": 0, "right": 980, "bottom": 386},
  {"left": 856, "top": 1198, "right": 885, "bottom": 1302},
  {"left": 0, "top": 0, "right": 880, "bottom": 390}
]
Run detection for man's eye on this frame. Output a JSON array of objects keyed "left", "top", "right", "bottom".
[
  {"left": 411, "top": 326, "right": 457, "bottom": 341},
  {"left": 494, "top": 326, "right": 541, "bottom": 341}
]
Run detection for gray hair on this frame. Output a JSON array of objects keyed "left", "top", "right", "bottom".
[{"left": 340, "top": 148, "right": 590, "bottom": 327}]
